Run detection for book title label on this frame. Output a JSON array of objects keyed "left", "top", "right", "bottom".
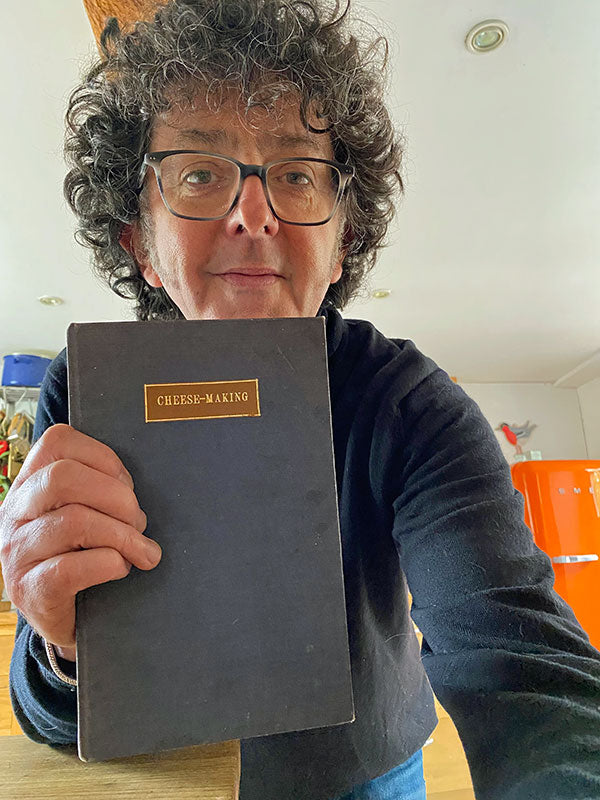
[{"left": 144, "top": 379, "right": 260, "bottom": 422}]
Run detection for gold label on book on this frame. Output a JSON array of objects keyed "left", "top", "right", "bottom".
[{"left": 144, "top": 379, "right": 260, "bottom": 423}]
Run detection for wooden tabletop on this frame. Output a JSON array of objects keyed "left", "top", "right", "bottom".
[{"left": 0, "top": 734, "right": 240, "bottom": 799}]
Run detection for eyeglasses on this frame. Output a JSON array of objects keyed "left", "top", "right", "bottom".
[{"left": 138, "top": 151, "right": 355, "bottom": 226}]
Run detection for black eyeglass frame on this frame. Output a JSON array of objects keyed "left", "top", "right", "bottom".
[{"left": 138, "top": 150, "right": 355, "bottom": 226}]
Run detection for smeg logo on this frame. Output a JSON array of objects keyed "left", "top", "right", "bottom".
[{"left": 557, "top": 487, "right": 595, "bottom": 495}]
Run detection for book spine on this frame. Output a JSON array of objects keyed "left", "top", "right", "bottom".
[
  {"left": 67, "top": 324, "right": 91, "bottom": 761},
  {"left": 66, "top": 323, "right": 82, "bottom": 430}
]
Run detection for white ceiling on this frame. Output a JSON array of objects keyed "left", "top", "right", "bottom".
[{"left": 2, "top": 0, "right": 599, "bottom": 385}]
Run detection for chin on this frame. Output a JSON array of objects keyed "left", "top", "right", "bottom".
[
  {"left": 187, "top": 301, "right": 295, "bottom": 320},
  {"left": 226, "top": 299, "right": 300, "bottom": 320}
]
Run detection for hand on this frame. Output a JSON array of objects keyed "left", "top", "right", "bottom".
[{"left": 0, "top": 424, "right": 162, "bottom": 661}]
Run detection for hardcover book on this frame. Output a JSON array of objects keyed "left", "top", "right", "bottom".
[{"left": 67, "top": 316, "right": 354, "bottom": 762}]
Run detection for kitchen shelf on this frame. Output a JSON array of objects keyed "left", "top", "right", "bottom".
[{"left": 1, "top": 386, "right": 41, "bottom": 403}]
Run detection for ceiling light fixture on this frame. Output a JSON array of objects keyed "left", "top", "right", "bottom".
[
  {"left": 37, "top": 295, "right": 64, "bottom": 306},
  {"left": 372, "top": 289, "right": 392, "bottom": 299},
  {"left": 465, "top": 20, "right": 509, "bottom": 53}
]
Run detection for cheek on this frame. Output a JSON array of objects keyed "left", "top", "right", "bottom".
[
  {"left": 176, "top": 220, "right": 221, "bottom": 259},
  {"left": 309, "top": 229, "right": 342, "bottom": 280},
  {"left": 154, "top": 222, "right": 206, "bottom": 285},
  {"left": 292, "top": 228, "right": 335, "bottom": 267}
]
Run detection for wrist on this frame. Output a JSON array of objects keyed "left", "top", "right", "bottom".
[
  {"left": 54, "top": 644, "right": 77, "bottom": 662},
  {"left": 43, "top": 639, "right": 77, "bottom": 687}
]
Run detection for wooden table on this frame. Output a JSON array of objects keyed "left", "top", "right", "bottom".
[{"left": 0, "top": 735, "right": 240, "bottom": 799}]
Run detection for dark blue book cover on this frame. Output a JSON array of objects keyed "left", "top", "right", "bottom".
[{"left": 67, "top": 316, "right": 354, "bottom": 762}]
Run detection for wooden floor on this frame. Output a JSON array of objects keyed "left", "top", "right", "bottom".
[
  {"left": 0, "top": 611, "right": 23, "bottom": 736},
  {"left": 0, "top": 610, "right": 475, "bottom": 798}
]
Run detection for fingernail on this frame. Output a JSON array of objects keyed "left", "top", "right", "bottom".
[
  {"left": 120, "top": 470, "right": 134, "bottom": 488},
  {"left": 144, "top": 539, "right": 162, "bottom": 564}
]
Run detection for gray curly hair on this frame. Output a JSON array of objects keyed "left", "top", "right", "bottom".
[{"left": 64, "top": 0, "right": 404, "bottom": 319}]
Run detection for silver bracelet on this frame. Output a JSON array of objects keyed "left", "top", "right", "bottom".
[{"left": 44, "top": 638, "right": 78, "bottom": 687}]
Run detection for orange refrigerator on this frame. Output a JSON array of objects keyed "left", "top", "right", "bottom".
[{"left": 511, "top": 460, "right": 600, "bottom": 650}]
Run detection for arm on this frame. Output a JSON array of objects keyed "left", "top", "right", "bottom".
[
  {"left": 9, "top": 352, "right": 78, "bottom": 744},
  {"left": 10, "top": 609, "right": 78, "bottom": 744},
  {"left": 390, "top": 368, "right": 600, "bottom": 800},
  {"left": 5, "top": 351, "right": 159, "bottom": 745}
]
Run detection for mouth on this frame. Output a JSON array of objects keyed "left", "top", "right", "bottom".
[
  {"left": 214, "top": 267, "right": 283, "bottom": 288},
  {"left": 219, "top": 267, "right": 282, "bottom": 276}
]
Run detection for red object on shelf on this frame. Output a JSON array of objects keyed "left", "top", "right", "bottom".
[
  {"left": 1, "top": 440, "right": 8, "bottom": 479},
  {"left": 511, "top": 460, "right": 600, "bottom": 650},
  {"left": 501, "top": 424, "right": 518, "bottom": 446}
]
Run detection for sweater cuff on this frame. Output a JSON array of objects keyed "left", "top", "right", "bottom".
[{"left": 29, "top": 630, "right": 77, "bottom": 691}]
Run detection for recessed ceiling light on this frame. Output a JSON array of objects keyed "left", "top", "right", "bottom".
[
  {"left": 37, "top": 295, "right": 64, "bottom": 306},
  {"left": 372, "top": 289, "right": 392, "bottom": 299},
  {"left": 465, "top": 20, "right": 509, "bottom": 53}
]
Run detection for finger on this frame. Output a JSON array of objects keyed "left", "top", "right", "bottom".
[
  {"left": 9, "top": 424, "right": 134, "bottom": 495},
  {"left": 6, "top": 504, "right": 161, "bottom": 576},
  {"left": 19, "top": 548, "right": 135, "bottom": 648},
  {"left": 8, "top": 459, "right": 147, "bottom": 533}
]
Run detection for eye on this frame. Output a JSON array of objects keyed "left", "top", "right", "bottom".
[
  {"left": 285, "top": 171, "right": 311, "bottom": 186},
  {"left": 184, "top": 169, "right": 212, "bottom": 185}
]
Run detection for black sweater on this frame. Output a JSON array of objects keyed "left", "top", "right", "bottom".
[{"left": 9, "top": 305, "right": 600, "bottom": 799}]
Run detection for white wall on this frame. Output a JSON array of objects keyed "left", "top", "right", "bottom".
[
  {"left": 459, "top": 382, "right": 588, "bottom": 465},
  {"left": 578, "top": 377, "right": 600, "bottom": 458}
]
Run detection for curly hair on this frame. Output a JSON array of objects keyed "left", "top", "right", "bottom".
[{"left": 64, "top": 0, "right": 404, "bottom": 319}]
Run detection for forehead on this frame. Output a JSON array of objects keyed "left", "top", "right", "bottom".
[{"left": 150, "top": 90, "right": 333, "bottom": 158}]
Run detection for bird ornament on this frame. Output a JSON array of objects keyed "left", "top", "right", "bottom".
[{"left": 496, "top": 420, "right": 538, "bottom": 455}]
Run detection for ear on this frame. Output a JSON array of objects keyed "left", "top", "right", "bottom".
[{"left": 119, "top": 222, "right": 163, "bottom": 288}]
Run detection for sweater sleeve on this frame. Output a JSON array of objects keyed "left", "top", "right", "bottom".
[
  {"left": 390, "top": 365, "right": 600, "bottom": 800},
  {"left": 9, "top": 349, "right": 78, "bottom": 744}
]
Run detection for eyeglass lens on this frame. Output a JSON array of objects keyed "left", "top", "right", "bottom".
[{"left": 157, "top": 154, "right": 341, "bottom": 222}]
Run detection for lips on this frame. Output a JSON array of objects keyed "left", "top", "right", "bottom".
[
  {"left": 219, "top": 267, "right": 281, "bottom": 276},
  {"left": 215, "top": 268, "right": 282, "bottom": 287}
]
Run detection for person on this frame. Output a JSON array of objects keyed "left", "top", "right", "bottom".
[{"left": 1, "top": 1, "right": 599, "bottom": 798}]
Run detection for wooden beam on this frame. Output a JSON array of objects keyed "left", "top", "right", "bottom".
[{"left": 82, "top": 0, "right": 164, "bottom": 48}]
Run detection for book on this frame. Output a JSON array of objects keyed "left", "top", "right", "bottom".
[{"left": 67, "top": 316, "right": 354, "bottom": 762}]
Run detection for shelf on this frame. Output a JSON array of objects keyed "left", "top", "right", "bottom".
[{"left": 0, "top": 386, "right": 41, "bottom": 403}]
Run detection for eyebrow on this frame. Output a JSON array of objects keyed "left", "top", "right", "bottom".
[{"left": 171, "top": 128, "right": 326, "bottom": 153}]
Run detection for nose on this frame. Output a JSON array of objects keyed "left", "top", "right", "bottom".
[{"left": 224, "top": 175, "right": 280, "bottom": 238}]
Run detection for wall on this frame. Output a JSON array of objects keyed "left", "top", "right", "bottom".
[
  {"left": 578, "top": 377, "right": 600, "bottom": 459},
  {"left": 459, "top": 382, "right": 588, "bottom": 465}
]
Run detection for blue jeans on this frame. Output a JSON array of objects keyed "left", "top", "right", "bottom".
[{"left": 333, "top": 748, "right": 426, "bottom": 800}]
